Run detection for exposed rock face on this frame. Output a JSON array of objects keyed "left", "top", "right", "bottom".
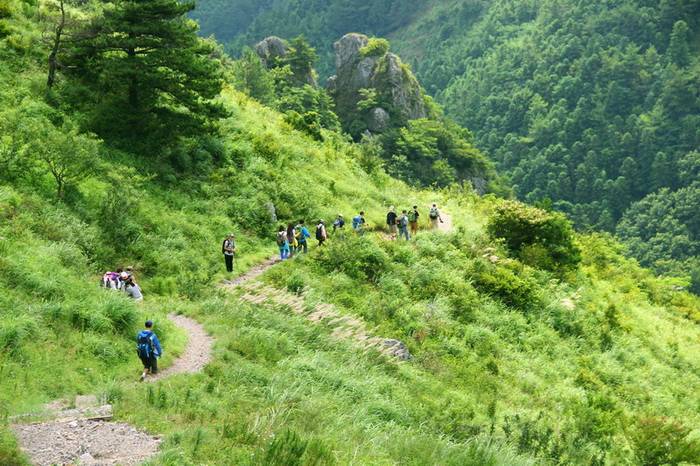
[
  {"left": 254, "top": 36, "right": 317, "bottom": 86},
  {"left": 329, "top": 33, "right": 427, "bottom": 135},
  {"left": 368, "top": 107, "right": 390, "bottom": 132},
  {"left": 254, "top": 36, "right": 289, "bottom": 67}
]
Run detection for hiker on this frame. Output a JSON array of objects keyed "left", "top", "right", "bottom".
[
  {"left": 429, "top": 203, "right": 443, "bottom": 230},
  {"left": 332, "top": 214, "right": 345, "bottom": 234},
  {"left": 398, "top": 209, "right": 410, "bottom": 240},
  {"left": 124, "top": 276, "right": 143, "bottom": 301},
  {"left": 222, "top": 233, "right": 236, "bottom": 273},
  {"left": 101, "top": 271, "right": 120, "bottom": 290},
  {"left": 137, "top": 320, "right": 162, "bottom": 381},
  {"left": 386, "top": 206, "right": 398, "bottom": 239},
  {"left": 316, "top": 220, "right": 328, "bottom": 246},
  {"left": 352, "top": 211, "right": 366, "bottom": 235},
  {"left": 277, "top": 225, "right": 290, "bottom": 259},
  {"left": 287, "top": 223, "right": 298, "bottom": 257},
  {"left": 296, "top": 220, "right": 311, "bottom": 253},
  {"left": 408, "top": 205, "right": 420, "bottom": 236}
]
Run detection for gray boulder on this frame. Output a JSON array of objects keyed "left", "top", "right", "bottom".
[
  {"left": 255, "top": 36, "right": 317, "bottom": 86},
  {"left": 254, "top": 36, "right": 289, "bottom": 67},
  {"left": 383, "top": 339, "right": 412, "bottom": 361},
  {"left": 367, "top": 107, "right": 390, "bottom": 132}
]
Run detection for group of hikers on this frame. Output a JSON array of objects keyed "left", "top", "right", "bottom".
[
  {"left": 131, "top": 204, "right": 446, "bottom": 381},
  {"left": 385, "top": 204, "right": 444, "bottom": 241},
  {"left": 100, "top": 267, "right": 143, "bottom": 300},
  {"left": 222, "top": 203, "right": 446, "bottom": 268},
  {"left": 100, "top": 269, "right": 157, "bottom": 380}
]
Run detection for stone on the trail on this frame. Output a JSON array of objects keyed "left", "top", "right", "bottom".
[
  {"left": 78, "top": 452, "right": 95, "bottom": 464},
  {"left": 75, "top": 395, "right": 99, "bottom": 409},
  {"left": 383, "top": 339, "right": 412, "bottom": 361}
]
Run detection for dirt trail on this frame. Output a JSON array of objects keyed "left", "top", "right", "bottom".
[
  {"left": 222, "top": 256, "right": 280, "bottom": 287},
  {"left": 147, "top": 313, "right": 214, "bottom": 382},
  {"left": 12, "top": 314, "right": 214, "bottom": 465},
  {"left": 437, "top": 210, "right": 453, "bottom": 233}
]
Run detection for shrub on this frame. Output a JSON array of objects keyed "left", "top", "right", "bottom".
[
  {"left": 630, "top": 417, "right": 700, "bottom": 465},
  {"left": 470, "top": 260, "right": 540, "bottom": 310},
  {"left": 487, "top": 200, "right": 581, "bottom": 272},
  {"left": 285, "top": 270, "right": 306, "bottom": 295},
  {"left": 0, "top": 315, "right": 37, "bottom": 356},
  {"left": 360, "top": 37, "right": 390, "bottom": 57},
  {"left": 317, "top": 236, "right": 390, "bottom": 282}
]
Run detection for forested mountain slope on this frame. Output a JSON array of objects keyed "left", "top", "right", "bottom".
[
  {"left": 192, "top": 0, "right": 700, "bottom": 285},
  {"left": 1, "top": 0, "right": 699, "bottom": 465}
]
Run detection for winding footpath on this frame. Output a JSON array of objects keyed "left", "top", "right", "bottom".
[
  {"left": 12, "top": 314, "right": 214, "bottom": 466},
  {"left": 12, "top": 209, "right": 452, "bottom": 465}
]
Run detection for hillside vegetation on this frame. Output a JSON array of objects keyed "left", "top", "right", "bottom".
[
  {"left": 1, "top": 0, "right": 699, "bottom": 465},
  {"left": 193, "top": 0, "right": 700, "bottom": 287}
]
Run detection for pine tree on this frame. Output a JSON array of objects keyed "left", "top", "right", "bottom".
[
  {"left": 667, "top": 20, "right": 690, "bottom": 67},
  {"left": 68, "top": 0, "right": 226, "bottom": 146}
]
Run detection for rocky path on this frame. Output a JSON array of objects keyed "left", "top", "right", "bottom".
[
  {"left": 223, "top": 259, "right": 412, "bottom": 361},
  {"left": 12, "top": 417, "right": 161, "bottom": 466},
  {"left": 12, "top": 314, "right": 214, "bottom": 465},
  {"left": 235, "top": 281, "right": 412, "bottom": 360}
]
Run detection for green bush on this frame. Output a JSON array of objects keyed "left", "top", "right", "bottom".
[
  {"left": 359, "top": 37, "right": 390, "bottom": 58},
  {"left": 470, "top": 260, "right": 540, "bottom": 310},
  {"left": 317, "top": 236, "right": 390, "bottom": 282},
  {"left": 487, "top": 200, "right": 581, "bottom": 272},
  {"left": 630, "top": 417, "right": 700, "bottom": 465}
]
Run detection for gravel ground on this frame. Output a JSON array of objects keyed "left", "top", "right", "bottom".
[
  {"left": 12, "top": 419, "right": 161, "bottom": 466},
  {"left": 13, "top": 314, "right": 214, "bottom": 464}
]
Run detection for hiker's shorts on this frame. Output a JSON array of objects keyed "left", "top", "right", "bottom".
[{"left": 139, "top": 354, "right": 158, "bottom": 373}]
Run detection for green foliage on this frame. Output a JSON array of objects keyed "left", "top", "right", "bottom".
[
  {"left": 2, "top": 3, "right": 700, "bottom": 464},
  {"left": 282, "top": 35, "right": 317, "bottom": 85},
  {"left": 630, "top": 417, "right": 700, "bottom": 465},
  {"left": 278, "top": 85, "right": 341, "bottom": 139},
  {"left": 470, "top": 260, "right": 540, "bottom": 310},
  {"left": 230, "top": 48, "right": 276, "bottom": 104},
  {"left": 487, "top": 200, "right": 581, "bottom": 271},
  {"left": 381, "top": 118, "right": 495, "bottom": 188},
  {"left": 317, "top": 236, "right": 390, "bottom": 282},
  {"left": 64, "top": 0, "right": 227, "bottom": 149},
  {"left": 359, "top": 37, "right": 389, "bottom": 58}
]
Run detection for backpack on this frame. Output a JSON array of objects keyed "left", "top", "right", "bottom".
[
  {"left": 400, "top": 215, "right": 409, "bottom": 227},
  {"left": 137, "top": 331, "right": 154, "bottom": 358},
  {"left": 276, "top": 232, "right": 286, "bottom": 246},
  {"left": 429, "top": 207, "right": 439, "bottom": 219},
  {"left": 316, "top": 225, "right": 324, "bottom": 240},
  {"left": 352, "top": 215, "right": 362, "bottom": 229},
  {"left": 408, "top": 211, "right": 417, "bottom": 222}
]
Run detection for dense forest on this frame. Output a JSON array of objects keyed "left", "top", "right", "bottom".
[
  {"left": 1, "top": 0, "right": 699, "bottom": 464},
  {"left": 193, "top": 0, "right": 700, "bottom": 286}
]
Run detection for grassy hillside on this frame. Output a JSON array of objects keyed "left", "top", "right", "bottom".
[
  {"left": 192, "top": 0, "right": 700, "bottom": 286},
  {"left": 1, "top": 1, "right": 699, "bottom": 465}
]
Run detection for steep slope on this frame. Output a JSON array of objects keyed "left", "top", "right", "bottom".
[
  {"left": 1, "top": 2, "right": 699, "bottom": 465},
  {"left": 192, "top": 0, "right": 700, "bottom": 283}
]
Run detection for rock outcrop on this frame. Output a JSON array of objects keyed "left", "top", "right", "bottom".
[
  {"left": 254, "top": 36, "right": 289, "bottom": 68},
  {"left": 254, "top": 36, "right": 317, "bottom": 86},
  {"left": 328, "top": 33, "right": 427, "bottom": 135}
]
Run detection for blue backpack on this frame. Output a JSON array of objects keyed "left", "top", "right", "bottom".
[
  {"left": 137, "top": 331, "right": 154, "bottom": 358},
  {"left": 352, "top": 215, "right": 362, "bottom": 229}
]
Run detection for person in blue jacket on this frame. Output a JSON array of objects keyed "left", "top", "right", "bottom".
[
  {"left": 137, "top": 320, "right": 162, "bottom": 381},
  {"left": 296, "top": 219, "right": 311, "bottom": 254}
]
